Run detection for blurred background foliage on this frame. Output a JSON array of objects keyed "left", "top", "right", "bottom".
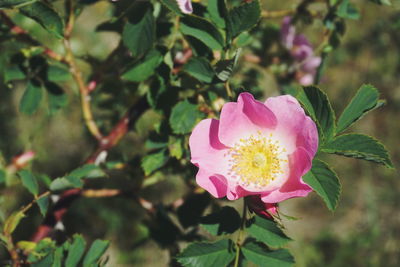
[{"left": 0, "top": 0, "right": 399, "bottom": 266}]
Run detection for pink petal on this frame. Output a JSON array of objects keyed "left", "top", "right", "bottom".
[
  {"left": 176, "top": 0, "right": 193, "bottom": 14},
  {"left": 218, "top": 92, "right": 277, "bottom": 147},
  {"left": 189, "top": 118, "right": 229, "bottom": 174},
  {"left": 260, "top": 147, "right": 313, "bottom": 203},
  {"left": 189, "top": 118, "right": 230, "bottom": 198},
  {"left": 195, "top": 169, "right": 228, "bottom": 198},
  {"left": 264, "top": 95, "right": 318, "bottom": 157}
]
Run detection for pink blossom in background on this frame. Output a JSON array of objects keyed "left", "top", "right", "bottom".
[
  {"left": 13, "top": 150, "right": 35, "bottom": 169},
  {"left": 281, "top": 17, "right": 321, "bottom": 85},
  {"left": 177, "top": 0, "right": 193, "bottom": 14},
  {"left": 189, "top": 93, "right": 318, "bottom": 211}
]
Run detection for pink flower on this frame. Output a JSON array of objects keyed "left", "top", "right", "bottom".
[
  {"left": 281, "top": 17, "right": 321, "bottom": 86},
  {"left": 189, "top": 93, "right": 318, "bottom": 206},
  {"left": 12, "top": 150, "right": 35, "bottom": 169},
  {"left": 177, "top": 0, "right": 193, "bottom": 14}
]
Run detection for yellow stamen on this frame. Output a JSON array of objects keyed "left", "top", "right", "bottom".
[{"left": 227, "top": 132, "right": 287, "bottom": 189}]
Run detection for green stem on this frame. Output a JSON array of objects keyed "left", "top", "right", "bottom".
[{"left": 233, "top": 200, "right": 248, "bottom": 267}]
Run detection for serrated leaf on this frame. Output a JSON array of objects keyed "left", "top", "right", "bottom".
[
  {"left": 18, "top": 169, "right": 39, "bottom": 195},
  {"left": 141, "top": 149, "right": 168, "bottom": 176},
  {"left": 37, "top": 195, "right": 49, "bottom": 216},
  {"left": 336, "top": 84, "right": 381, "bottom": 133},
  {"left": 303, "top": 159, "right": 341, "bottom": 211},
  {"left": 180, "top": 15, "right": 224, "bottom": 50},
  {"left": 0, "top": 0, "right": 36, "bottom": 8},
  {"left": 242, "top": 241, "right": 294, "bottom": 267},
  {"left": 122, "top": 49, "right": 163, "bottom": 82},
  {"left": 322, "top": 134, "right": 393, "bottom": 168},
  {"left": 20, "top": 2, "right": 64, "bottom": 38},
  {"left": 200, "top": 206, "right": 241, "bottom": 235},
  {"left": 20, "top": 81, "right": 43, "bottom": 115},
  {"left": 207, "top": 0, "right": 227, "bottom": 28},
  {"left": 176, "top": 239, "right": 235, "bottom": 267},
  {"left": 183, "top": 57, "right": 215, "bottom": 83},
  {"left": 169, "top": 100, "right": 204, "bottom": 134},
  {"left": 122, "top": 3, "right": 155, "bottom": 57},
  {"left": 82, "top": 239, "right": 109, "bottom": 267},
  {"left": 69, "top": 164, "right": 105, "bottom": 179},
  {"left": 297, "top": 86, "right": 336, "bottom": 143},
  {"left": 65, "top": 234, "right": 86, "bottom": 267},
  {"left": 246, "top": 216, "right": 291, "bottom": 247},
  {"left": 226, "top": 0, "right": 261, "bottom": 41},
  {"left": 49, "top": 176, "right": 82, "bottom": 191}
]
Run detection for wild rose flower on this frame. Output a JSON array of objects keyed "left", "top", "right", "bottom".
[
  {"left": 189, "top": 93, "right": 318, "bottom": 207},
  {"left": 177, "top": 0, "right": 193, "bottom": 14},
  {"left": 281, "top": 17, "right": 321, "bottom": 85}
]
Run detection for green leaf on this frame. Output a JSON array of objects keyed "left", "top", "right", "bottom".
[
  {"left": 183, "top": 57, "right": 215, "bottom": 83},
  {"left": 65, "top": 234, "right": 87, "bottom": 267},
  {"left": 20, "top": 2, "right": 64, "bottom": 38},
  {"left": 82, "top": 239, "right": 109, "bottom": 267},
  {"left": 169, "top": 100, "right": 204, "bottom": 134},
  {"left": 297, "top": 86, "right": 336, "bottom": 142},
  {"left": 47, "top": 65, "right": 71, "bottom": 82},
  {"left": 180, "top": 15, "right": 224, "bottom": 50},
  {"left": 226, "top": 0, "right": 261, "bottom": 41},
  {"left": 122, "top": 3, "right": 155, "bottom": 57},
  {"left": 159, "top": 0, "right": 183, "bottom": 15},
  {"left": 37, "top": 195, "right": 49, "bottom": 216},
  {"left": 337, "top": 0, "right": 360, "bottom": 20},
  {"left": 52, "top": 246, "right": 63, "bottom": 267},
  {"left": 4, "top": 211, "right": 25, "bottom": 235},
  {"left": 0, "top": 0, "right": 36, "bottom": 9},
  {"left": 303, "top": 159, "right": 341, "bottom": 211},
  {"left": 200, "top": 206, "right": 241, "bottom": 235},
  {"left": 49, "top": 176, "right": 83, "bottom": 191},
  {"left": 20, "top": 81, "right": 43, "bottom": 115},
  {"left": 322, "top": 134, "right": 393, "bottom": 168},
  {"left": 336, "top": 84, "right": 381, "bottom": 134},
  {"left": 141, "top": 149, "right": 168, "bottom": 176},
  {"left": 242, "top": 241, "right": 294, "bottom": 267},
  {"left": 18, "top": 169, "right": 39, "bottom": 195},
  {"left": 246, "top": 216, "right": 291, "bottom": 248},
  {"left": 207, "top": 0, "right": 227, "bottom": 28},
  {"left": 168, "top": 136, "right": 183, "bottom": 160},
  {"left": 176, "top": 239, "right": 235, "bottom": 267},
  {"left": 122, "top": 49, "right": 163, "bottom": 82},
  {"left": 214, "top": 48, "right": 241, "bottom": 82},
  {"left": 4, "top": 65, "right": 26, "bottom": 83},
  {"left": 69, "top": 164, "right": 105, "bottom": 179},
  {"left": 45, "top": 81, "right": 68, "bottom": 114}
]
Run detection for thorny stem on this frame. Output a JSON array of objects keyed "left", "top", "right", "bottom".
[
  {"left": 62, "top": 5, "right": 103, "bottom": 141},
  {"left": 234, "top": 200, "right": 248, "bottom": 267}
]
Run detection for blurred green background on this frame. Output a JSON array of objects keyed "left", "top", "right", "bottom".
[{"left": 0, "top": 0, "right": 399, "bottom": 266}]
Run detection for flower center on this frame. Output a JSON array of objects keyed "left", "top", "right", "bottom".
[{"left": 227, "top": 132, "right": 287, "bottom": 190}]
